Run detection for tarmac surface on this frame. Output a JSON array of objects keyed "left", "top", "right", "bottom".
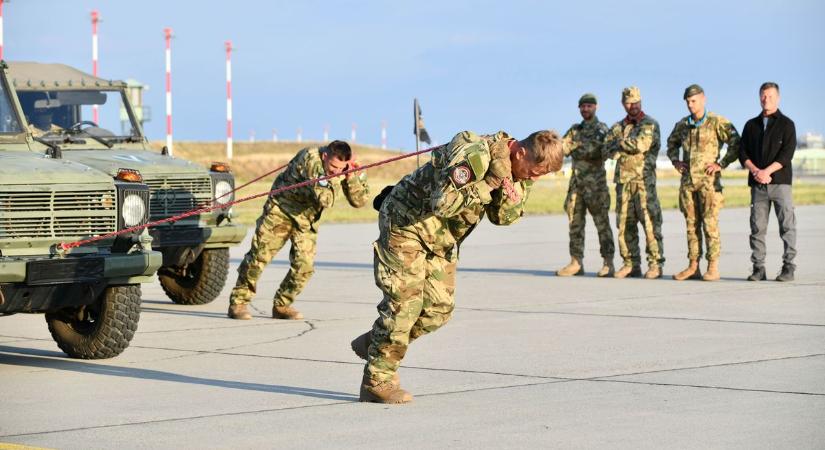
[{"left": 1, "top": 206, "right": 824, "bottom": 449}]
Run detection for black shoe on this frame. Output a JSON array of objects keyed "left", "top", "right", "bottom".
[
  {"left": 776, "top": 265, "right": 795, "bottom": 282},
  {"left": 747, "top": 266, "right": 766, "bottom": 281}
]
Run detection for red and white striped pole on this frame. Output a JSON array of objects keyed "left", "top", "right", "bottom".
[
  {"left": 0, "top": 1, "right": 5, "bottom": 61},
  {"left": 351, "top": 123, "right": 357, "bottom": 143},
  {"left": 225, "top": 40, "right": 233, "bottom": 160},
  {"left": 381, "top": 120, "right": 387, "bottom": 149},
  {"left": 91, "top": 10, "right": 100, "bottom": 123},
  {"left": 164, "top": 27, "right": 173, "bottom": 155}
]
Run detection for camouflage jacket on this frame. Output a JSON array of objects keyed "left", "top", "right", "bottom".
[
  {"left": 562, "top": 116, "right": 610, "bottom": 190},
  {"left": 382, "top": 130, "right": 532, "bottom": 257},
  {"left": 605, "top": 114, "right": 661, "bottom": 185},
  {"left": 666, "top": 111, "right": 741, "bottom": 191},
  {"left": 271, "top": 146, "right": 369, "bottom": 229}
]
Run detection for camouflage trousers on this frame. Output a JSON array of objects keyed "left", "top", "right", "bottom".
[
  {"left": 229, "top": 200, "right": 317, "bottom": 307},
  {"left": 615, "top": 181, "right": 665, "bottom": 267},
  {"left": 365, "top": 216, "right": 457, "bottom": 382},
  {"left": 564, "top": 186, "right": 615, "bottom": 260},
  {"left": 679, "top": 184, "right": 724, "bottom": 261}
]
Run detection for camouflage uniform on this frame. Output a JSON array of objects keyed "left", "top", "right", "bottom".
[
  {"left": 666, "top": 112, "right": 740, "bottom": 261},
  {"left": 229, "top": 146, "right": 369, "bottom": 307},
  {"left": 562, "top": 117, "right": 614, "bottom": 261},
  {"left": 605, "top": 114, "right": 665, "bottom": 268},
  {"left": 366, "top": 131, "right": 532, "bottom": 383}
]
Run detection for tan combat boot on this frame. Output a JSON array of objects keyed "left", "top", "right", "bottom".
[
  {"left": 596, "top": 258, "right": 614, "bottom": 278},
  {"left": 359, "top": 375, "right": 413, "bottom": 404},
  {"left": 702, "top": 259, "right": 720, "bottom": 281},
  {"left": 673, "top": 260, "right": 701, "bottom": 281},
  {"left": 614, "top": 263, "right": 641, "bottom": 279},
  {"left": 556, "top": 257, "right": 584, "bottom": 277},
  {"left": 227, "top": 303, "right": 252, "bottom": 320},
  {"left": 644, "top": 264, "right": 662, "bottom": 279},
  {"left": 273, "top": 305, "right": 304, "bottom": 320}
]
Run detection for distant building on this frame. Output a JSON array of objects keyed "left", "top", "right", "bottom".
[{"left": 800, "top": 132, "right": 824, "bottom": 149}]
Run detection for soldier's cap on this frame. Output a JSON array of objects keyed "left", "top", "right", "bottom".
[
  {"left": 622, "top": 86, "right": 641, "bottom": 104},
  {"left": 578, "top": 93, "right": 598, "bottom": 106},
  {"left": 683, "top": 84, "right": 705, "bottom": 99}
]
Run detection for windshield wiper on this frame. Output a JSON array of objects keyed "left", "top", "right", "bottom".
[
  {"left": 82, "top": 133, "right": 114, "bottom": 148},
  {"left": 32, "top": 136, "right": 63, "bottom": 159}
]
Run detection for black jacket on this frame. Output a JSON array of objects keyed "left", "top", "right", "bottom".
[{"left": 739, "top": 109, "right": 796, "bottom": 186}]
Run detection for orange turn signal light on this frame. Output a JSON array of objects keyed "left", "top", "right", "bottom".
[
  {"left": 210, "top": 162, "right": 231, "bottom": 173},
  {"left": 115, "top": 168, "right": 143, "bottom": 183}
]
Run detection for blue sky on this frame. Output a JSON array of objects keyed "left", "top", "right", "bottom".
[{"left": 6, "top": 0, "right": 824, "bottom": 149}]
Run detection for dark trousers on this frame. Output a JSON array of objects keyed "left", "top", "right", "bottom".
[{"left": 749, "top": 184, "right": 797, "bottom": 269}]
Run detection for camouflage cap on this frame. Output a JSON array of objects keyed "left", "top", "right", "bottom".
[
  {"left": 578, "top": 93, "right": 598, "bottom": 106},
  {"left": 683, "top": 84, "right": 704, "bottom": 99},
  {"left": 622, "top": 86, "right": 641, "bottom": 103}
]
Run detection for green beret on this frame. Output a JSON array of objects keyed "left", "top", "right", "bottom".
[
  {"left": 578, "top": 93, "right": 598, "bottom": 106},
  {"left": 683, "top": 84, "right": 704, "bottom": 99}
]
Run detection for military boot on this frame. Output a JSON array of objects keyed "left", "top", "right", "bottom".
[
  {"left": 273, "top": 305, "right": 304, "bottom": 320},
  {"left": 596, "top": 258, "right": 614, "bottom": 278},
  {"left": 614, "top": 263, "right": 641, "bottom": 279},
  {"left": 644, "top": 264, "right": 662, "bottom": 279},
  {"left": 556, "top": 257, "right": 584, "bottom": 277},
  {"left": 775, "top": 264, "right": 795, "bottom": 282},
  {"left": 227, "top": 303, "right": 252, "bottom": 320},
  {"left": 702, "top": 259, "right": 720, "bottom": 281},
  {"left": 359, "top": 375, "right": 413, "bottom": 404},
  {"left": 673, "top": 260, "right": 701, "bottom": 281}
]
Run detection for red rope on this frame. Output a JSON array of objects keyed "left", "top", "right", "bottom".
[
  {"left": 215, "top": 162, "right": 288, "bottom": 202},
  {"left": 59, "top": 145, "right": 438, "bottom": 250}
]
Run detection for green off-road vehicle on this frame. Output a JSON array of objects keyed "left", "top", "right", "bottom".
[
  {"left": 9, "top": 62, "right": 247, "bottom": 306},
  {"left": 0, "top": 62, "right": 161, "bottom": 358}
]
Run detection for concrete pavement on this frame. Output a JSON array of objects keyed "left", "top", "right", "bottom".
[{"left": 1, "top": 206, "right": 823, "bottom": 449}]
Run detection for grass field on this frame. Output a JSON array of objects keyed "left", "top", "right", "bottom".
[{"left": 164, "top": 141, "right": 825, "bottom": 225}]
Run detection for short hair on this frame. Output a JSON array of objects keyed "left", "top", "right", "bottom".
[
  {"left": 325, "top": 140, "right": 352, "bottom": 160},
  {"left": 520, "top": 130, "right": 563, "bottom": 172},
  {"left": 759, "top": 82, "right": 780, "bottom": 94}
]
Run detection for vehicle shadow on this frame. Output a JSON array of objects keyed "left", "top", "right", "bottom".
[{"left": 0, "top": 346, "right": 357, "bottom": 402}]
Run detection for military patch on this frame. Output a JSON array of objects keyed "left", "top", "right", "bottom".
[{"left": 449, "top": 162, "right": 476, "bottom": 188}]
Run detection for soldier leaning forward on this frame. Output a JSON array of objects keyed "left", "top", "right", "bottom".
[
  {"left": 667, "top": 84, "right": 740, "bottom": 281},
  {"left": 605, "top": 86, "right": 665, "bottom": 279},
  {"left": 557, "top": 93, "right": 615, "bottom": 278},
  {"left": 227, "top": 140, "right": 369, "bottom": 320},
  {"left": 350, "top": 129, "right": 563, "bottom": 404}
]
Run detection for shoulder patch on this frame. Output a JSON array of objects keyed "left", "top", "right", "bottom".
[{"left": 449, "top": 162, "right": 476, "bottom": 189}]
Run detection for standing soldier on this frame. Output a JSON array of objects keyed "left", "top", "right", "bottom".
[
  {"left": 557, "top": 93, "right": 615, "bottom": 277},
  {"left": 605, "top": 86, "right": 665, "bottom": 279},
  {"left": 227, "top": 140, "right": 369, "bottom": 320},
  {"left": 351, "top": 129, "right": 563, "bottom": 404},
  {"left": 667, "top": 84, "right": 741, "bottom": 281}
]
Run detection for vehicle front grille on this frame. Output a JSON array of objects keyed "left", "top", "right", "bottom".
[
  {"left": 0, "top": 189, "right": 117, "bottom": 238},
  {"left": 144, "top": 175, "right": 212, "bottom": 222}
]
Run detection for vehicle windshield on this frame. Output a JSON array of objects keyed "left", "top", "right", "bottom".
[
  {"left": 0, "top": 77, "right": 24, "bottom": 134},
  {"left": 17, "top": 89, "right": 141, "bottom": 143}
]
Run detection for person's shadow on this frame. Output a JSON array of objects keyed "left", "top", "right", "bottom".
[{"left": 0, "top": 346, "right": 357, "bottom": 402}]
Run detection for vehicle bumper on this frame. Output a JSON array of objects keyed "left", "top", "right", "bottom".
[
  {"left": 149, "top": 224, "right": 247, "bottom": 249},
  {"left": 0, "top": 250, "right": 162, "bottom": 285}
]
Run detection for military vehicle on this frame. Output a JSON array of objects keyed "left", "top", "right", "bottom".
[
  {"left": 0, "top": 62, "right": 161, "bottom": 358},
  {"left": 9, "top": 62, "right": 247, "bottom": 306}
]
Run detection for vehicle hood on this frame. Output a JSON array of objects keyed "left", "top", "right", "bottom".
[
  {"left": 0, "top": 151, "right": 112, "bottom": 186},
  {"left": 61, "top": 149, "right": 208, "bottom": 177}
]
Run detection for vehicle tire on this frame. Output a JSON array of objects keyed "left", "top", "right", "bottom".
[
  {"left": 158, "top": 248, "right": 229, "bottom": 305},
  {"left": 45, "top": 285, "right": 141, "bottom": 359}
]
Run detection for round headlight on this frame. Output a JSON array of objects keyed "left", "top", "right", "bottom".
[
  {"left": 214, "top": 180, "right": 233, "bottom": 205},
  {"left": 122, "top": 194, "right": 147, "bottom": 227}
]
